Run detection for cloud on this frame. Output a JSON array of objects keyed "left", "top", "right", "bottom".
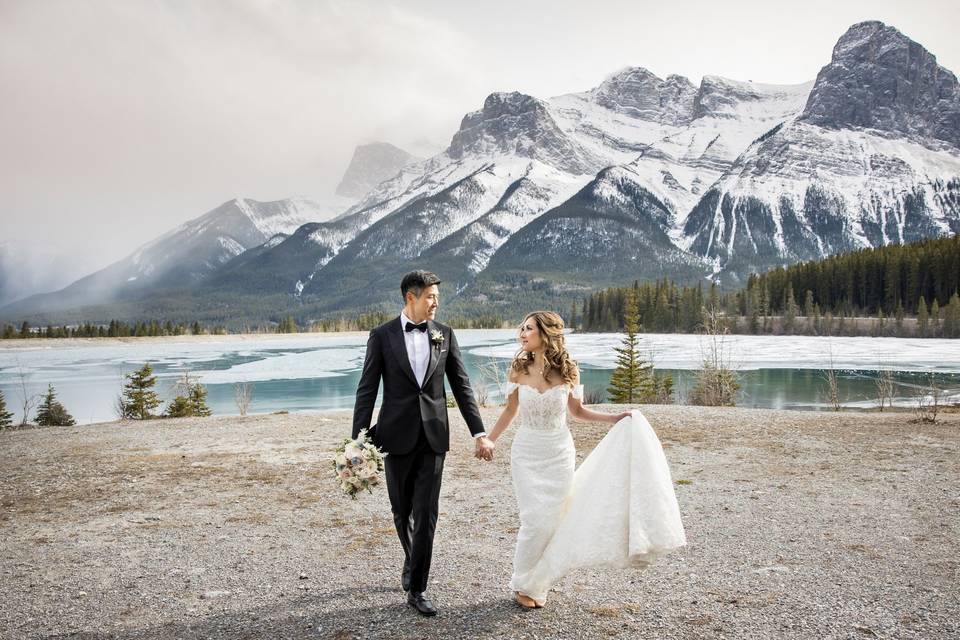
[{"left": 0, "top": 0, "right": 485, "bottom": 276}]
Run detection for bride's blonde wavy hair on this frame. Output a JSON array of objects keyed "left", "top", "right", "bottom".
[{"left": 511, "top": 311, "right": 578, "bottom": 386}]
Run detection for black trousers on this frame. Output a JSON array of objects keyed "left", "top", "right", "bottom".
[{"left": 384, "top": 427, "right": 445, "bottom": 594}]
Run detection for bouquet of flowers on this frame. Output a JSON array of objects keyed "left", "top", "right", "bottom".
[{"left": 332, "top": 429, "right": 386, "bottom": 499}]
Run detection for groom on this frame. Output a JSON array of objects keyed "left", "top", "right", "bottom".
[{"left": 352, "top": 270, "right": 494, "bottom": 616}]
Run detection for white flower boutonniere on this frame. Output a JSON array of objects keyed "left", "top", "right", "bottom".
[{"left": 429, "top": 329, "right": 444, "bottom": 345}]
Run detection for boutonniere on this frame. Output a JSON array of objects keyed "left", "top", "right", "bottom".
[{"left": 429, "top": 329, "right": 444, "bottom": 346}]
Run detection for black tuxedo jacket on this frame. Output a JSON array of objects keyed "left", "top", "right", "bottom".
[{"left": 352, "top": 317, "right": 485, "bottom": 455}]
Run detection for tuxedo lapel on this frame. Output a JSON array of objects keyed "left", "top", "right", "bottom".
[
  {"left": 387, "top": 317, "right": 419, "bottom": 387},
  {"left": 422, "top": 320, "right": 443, "bottom": 387}
]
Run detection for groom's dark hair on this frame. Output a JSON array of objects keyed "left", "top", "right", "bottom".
[{"left": 401, "top": 270, "right": 442, "bottom": 300}]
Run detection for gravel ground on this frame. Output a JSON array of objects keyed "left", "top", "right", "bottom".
[{"left": 1, "top": 405, "right": 958, "bottom": 640}]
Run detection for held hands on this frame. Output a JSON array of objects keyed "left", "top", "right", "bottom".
[{"left": 474, "top": 436, "right": 495, "bottom": 461}]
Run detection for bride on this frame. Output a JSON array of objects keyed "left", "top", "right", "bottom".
[{"left": 485, "top": 310, "right": 687, "bottom": 608}]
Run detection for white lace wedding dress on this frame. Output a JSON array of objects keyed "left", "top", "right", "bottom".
[{"left": 505, "top": 381, "right": 686, "bottom": 603}]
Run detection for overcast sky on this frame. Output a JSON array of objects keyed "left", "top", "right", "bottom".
[{"left": 1, "top": 0, "right": 958, "bottom": 298}]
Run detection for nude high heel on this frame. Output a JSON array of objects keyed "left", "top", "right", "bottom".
[{"left": 514, "top": 592, "right": 537, "bottom": 609}]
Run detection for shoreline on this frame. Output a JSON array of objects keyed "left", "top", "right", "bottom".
[
  {"left": 0, "top": 331, "right": 373, "bottom": 349},
  {"left": 3, "top": 402, "right": 957, "bottom": 433}
]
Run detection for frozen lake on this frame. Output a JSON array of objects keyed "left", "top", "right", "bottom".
[{"left": 1, "top": 331, "right": 958, "bottom": 424}]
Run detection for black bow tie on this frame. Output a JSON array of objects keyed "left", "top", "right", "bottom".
[{"left": 405, "top": 321, "right": 428, "bottom": 333}]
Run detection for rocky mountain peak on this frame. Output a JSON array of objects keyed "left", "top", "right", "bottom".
[
  {"left": 448, "top": 91, "right": 600, "bottom": 174},
  {"left": 800, "top": 20, "right": 960, "bottom": 147},
  {"left": 692, "top": 76, "right": 812, "bottom": 121},
  {"left": 590, "top": 67, "right": 698, "bottom": 125},
  {"left": 335, "top": 142, "right": 418, "bottom": 199}
]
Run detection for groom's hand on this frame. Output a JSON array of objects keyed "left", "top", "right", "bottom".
[{"left": 474, "top": 436, "right": 495, "bottom": 461}]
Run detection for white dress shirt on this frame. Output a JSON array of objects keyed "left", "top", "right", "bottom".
[
  {"left": 398, "top": 311, "right": 486, "bottom": 439},
  {"left": 399, "top": 310, "right": 430, "bottom": 386}
]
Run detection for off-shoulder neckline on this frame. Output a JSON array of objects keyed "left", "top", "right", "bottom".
[{"left": 507, "top": 381, "right": 579, "bottom": 395}]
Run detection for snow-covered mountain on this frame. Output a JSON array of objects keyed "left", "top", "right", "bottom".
[
  {"left": 185, "top": 20, "right": 960, "bottom": 316},
  {"left": 683, "top": 21, "right": 960, "bottom": 282},
  {"left": 335, "top": 142, "right": 420, "bottom": 198},
  {"left": 214, "top": 65, "right": 817, "bottom": 311},
  {"left": 0, "top": 197, "right": 336, "bottom": 314}
]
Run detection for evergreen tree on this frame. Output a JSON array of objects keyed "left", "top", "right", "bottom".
[
  {"left": 931, "top": 299, "right": 941, "bottom": 337},
  {"left": 748, "top": 288, "right": 761, "bottom": 334},
  {"left": 917, "top": 296, "right": 929, "bottom": 337},
  {"left": 188, "top": 383, "right": 212, "bottom": 417},
  {"left": 122, "top": 363, "right": 161, "bottom": 419},
  {"left": 944, "top": 293, "right": 960, "bottom": 338},
  {"left": 874, "top": 308, "right": 886, "bottom": 337},
  {"left": 803, "top": 289, "right": 815, "bottom": 318},
  {"left": 606, "top": 290, "right": 654, "bottom": 403},
  {"left": 782, "top": 283, "right": 797, "bottom": 334},
  {"left": 35, "top": 384, "right": 76, "bottom": 426},
  {"left": 0, "top": 389, "right": 14, "bottom": 428},
  {"left": 652, "top": 374, "right": 674, "bottom": 404},
  {"left": 164, "top": 372, "right": 212, "bottom": 418}
]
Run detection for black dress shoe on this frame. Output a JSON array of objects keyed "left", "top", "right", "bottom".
[
  {"left": 401, "top": 563, "right": 411, "bottom": 592},
  {"left": 407, "top": 591, "right": 438, "bottom": 616}
]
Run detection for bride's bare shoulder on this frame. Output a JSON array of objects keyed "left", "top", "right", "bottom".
[{"left": 507, "top": 367, "right": 520, "bottom": 383}]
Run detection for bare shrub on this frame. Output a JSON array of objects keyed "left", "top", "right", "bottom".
[
  {"left": 874, "top": 367, "right": 895, "bottom": 412},
  {"left": 820, "top": 341, "right": 842, "bottom": 411},
  {"left": 913, "top": 373, "right": 941, "bottom": 423},
  {"left": 473, "top": 383, "right": 490, "bottom": 408},
  {"left": 235, "top": 382, "right": 254, "bottom": 416},
  {"left": 15, "top": 359, "right": 39, "bottom": 426},
  {"left": 689, "top": 307, "right": 740, "bottom": 406},
  {"left": 475, "top": 357, "right": 507, "bottom": 407}
]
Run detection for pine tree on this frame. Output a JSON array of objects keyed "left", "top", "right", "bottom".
[
  {"left": 188, "top": 383, "right": 212, "bottom": 417},
  {"left": 164, "top": 396, "right": 194, "bottom": 418},
  {"left": 652, "top": 374, "right": 674, "bottom": 404},
  {"left": 917, "top": 296, "right": 929, "bottom": 337},
  {"left": 122, "top": 363, "right": 161, "bottom": 420},
  {"left": 782, "top": 283, "right": 797, "bottom": 334},
  {"left": 35, "top": 384, "right": 75, "bottom": 426},
  {"left": 164, "top": 371, "right": 212, "bottom": 418},
  {"left": 803, "top": 289, "right": 815, "bottom": 318},
  {"left": 0, "top": 389, "right": 14, "bottom": 428},
  {"left": 931, "top": 299, "right": 941, "bottom": 337},
  {"left": 944, "top": 293, "right": 960, "bottom": 338},
  {"left": 606, "top": 290, "right": 654, "bottom": 403}
]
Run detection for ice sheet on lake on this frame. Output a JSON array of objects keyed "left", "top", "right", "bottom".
[
  {"left": 193, "top": 348, "right": 360, "bottom": 383},
  {"left": 470, "top": 333, "right": 960, "bottom": 373}
]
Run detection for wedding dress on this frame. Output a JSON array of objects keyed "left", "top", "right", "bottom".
[{"left": 505, "top": 381, "right": 686, "bottom": 603}]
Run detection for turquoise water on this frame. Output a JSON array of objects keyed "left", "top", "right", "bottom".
[{"left": 1, "top": 331, "right": 958, "bottom": 424}]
